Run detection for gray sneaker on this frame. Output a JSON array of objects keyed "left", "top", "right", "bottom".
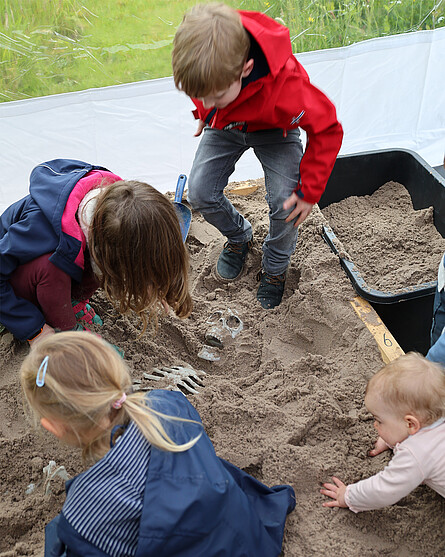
[{"left": 216, "top": 238, "right": 253, "bottom": 280}]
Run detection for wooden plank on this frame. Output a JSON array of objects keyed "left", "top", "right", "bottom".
[
  {"left": 229, "top": 183, "right": 259, "bottom": 196},
  {"left": 350, "top": 296, "right": 404, "bottom": 363}
]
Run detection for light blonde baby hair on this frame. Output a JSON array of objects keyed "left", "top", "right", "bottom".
[
  {"left": 172, "top": 3, "right": 250, "bottom": 98},
  {"left": 88, "top": 180, "right": 192, "bottom": 335},
  {"left": 20, "top": 332, "right": 201, "bottom": 463},
  {"left": 366, "top": 352, "right": 445, "bottom": 426}
]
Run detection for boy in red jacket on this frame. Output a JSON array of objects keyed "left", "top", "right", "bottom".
[{"left": 172, "top": 3, "right": 343, "bottom": 309}]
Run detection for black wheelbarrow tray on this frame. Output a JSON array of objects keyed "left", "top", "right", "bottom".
[{"left": 318, "top": 148, "right": 445, "bottom": 354}]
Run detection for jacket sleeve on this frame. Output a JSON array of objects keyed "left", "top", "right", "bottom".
[
  {"left": 45, "top": 515, "right": 67, "bottom": 557},
  {"left": 1, "top": 202, "right": 48, "bottom": 340},
  {"left": 344, "top": 445, "right": 424, "bottom": 512},
  {"left": 54, "top": 513, "right": 109, "bottom": 557},
  {"left": 275, "top": 75, "right": 343, "bottom": 204},
  {"left": 426, "top": 333, "right": 445, "bottom": 365}
]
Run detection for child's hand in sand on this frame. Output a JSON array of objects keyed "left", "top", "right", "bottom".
[
  {"left": 368, "top": 436, "right": 390, "bottom": 457},
  {"left": 320, "top": 476, "right": 348, "bottom": 508}
]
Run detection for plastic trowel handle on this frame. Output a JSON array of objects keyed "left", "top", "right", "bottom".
[{"left": 175, "top": 174, "right": 187, "bottom": 203}]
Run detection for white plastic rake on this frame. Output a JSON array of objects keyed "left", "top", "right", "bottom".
[{"left": 135, "top": 365, "right": 207, "bottom": 395}]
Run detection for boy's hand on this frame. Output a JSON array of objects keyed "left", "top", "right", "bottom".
[
  {"left": 320, "top": 476, "right": 348, "bottom": 508},
  {"left": 283, "top": 192, "right": 313, "bottom": 227},
  {"left": 194, "top": 119, "right": 206, "bottom": 137},
  {"left": 368, "top": 436, "right": 390, "bottom": 457}
]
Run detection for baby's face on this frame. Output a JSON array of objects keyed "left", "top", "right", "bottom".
[{"left": 364, "top": 393, "right": 410, "bottom": 448}]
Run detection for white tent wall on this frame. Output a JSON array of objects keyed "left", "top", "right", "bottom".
[{"left": 1, "top": 27, "right": 444, "bottom": 213}]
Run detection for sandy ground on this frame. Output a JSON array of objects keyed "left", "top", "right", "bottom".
[{"left": 1, "top": 179, "right": 444, "bottom": 556}]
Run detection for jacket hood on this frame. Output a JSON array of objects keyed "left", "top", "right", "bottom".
[
  {"left": 240, "top": 10, "right": 293, "bottom": 77},
  {"left": 29, "top": 159, "right": 98, "bottom": 235}
]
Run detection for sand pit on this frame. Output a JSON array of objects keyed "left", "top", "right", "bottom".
[{"left": 1, "top": 179, "right": 444, "bottom": 556}]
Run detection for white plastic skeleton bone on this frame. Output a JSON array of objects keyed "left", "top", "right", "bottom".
[
  {"left": 205, "top": 308, "right": 243, "bottom": 348},
  {"left": 43, "top": 460, "right": 70, "bottom": 495},
  {"left": 197, "top": 344, "right": 221, "bottom": 361},
  {"left": 142, "top": 365, "right": 206, "bottom": 394}
]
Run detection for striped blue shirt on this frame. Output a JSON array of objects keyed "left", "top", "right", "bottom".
[{"left": 62, "top": 421, "right": 151, "bottom": 556}]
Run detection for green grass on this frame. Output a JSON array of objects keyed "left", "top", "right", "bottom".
[
  {"left": 1, "top": 0, "right": 444, "bottom": 102},
  {"left": 265, "top": 0, "right": 445, "bottom": 51}
]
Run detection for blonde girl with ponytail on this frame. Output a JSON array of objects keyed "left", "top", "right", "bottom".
[
  {"left": 21, "top": 331, "right": 198, "bottom": 464},
  {"left": 21, "top": 331, "right": 295, "bottom": 557}
]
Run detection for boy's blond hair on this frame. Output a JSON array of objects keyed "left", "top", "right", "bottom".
[
  {"left": 21, "top": 332, "right": 201, "bottom": 463},
  {"left": 172, "top": 3, "right": 250, "bottom": 98},
  {"left": 366, "top": 352, "right": 445, "bottom": 426}
]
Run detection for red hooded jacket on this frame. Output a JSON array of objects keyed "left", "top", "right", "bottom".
[{"left": 192, "top": 11, "right": 343, "bottom": 204}]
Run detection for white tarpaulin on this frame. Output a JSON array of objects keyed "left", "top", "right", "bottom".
[{"left": 1, "top": 27, "right": 444, "bottom": 212}]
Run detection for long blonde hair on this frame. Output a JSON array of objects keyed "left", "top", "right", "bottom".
[
  {"left": 20, "top": 332, "right": 201, "bottom": 463},
  {"left": 89, "top": 180, "right": 192, "bottom": 334},
  {"left": 366, "top": 352, "right": 445, "bottom": 426}
]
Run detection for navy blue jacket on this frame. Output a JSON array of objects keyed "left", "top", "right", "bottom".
[
  {"left": 0, "top": 159, "right": 109, "bottom": 340},
  {"left": 426, "top": 262, "right": 445, "bottom": 365},
  {"left": 45, "top": 390, "right": 296, "bottom": 557},
  {"left": 426, "top": 335, "right": 445, "bottom": 364}
]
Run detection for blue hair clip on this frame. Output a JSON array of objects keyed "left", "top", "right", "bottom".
[{"left": 36, "top": 355, "right": 49, "bottom": 387}]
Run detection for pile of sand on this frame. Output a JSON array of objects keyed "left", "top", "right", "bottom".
[
  {"left": 322, "top": 180, "right": 445, "bottom": 291},
  {"left": 0, "top": 179, "right": 444, "bottom": 556}
]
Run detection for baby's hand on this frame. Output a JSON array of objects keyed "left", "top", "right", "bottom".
[
  {"left": 368, "top": 436, "right": 390, "bottom": 457},
  {"left": 320, "top": 476, "right": 348, "bottom": 508}
]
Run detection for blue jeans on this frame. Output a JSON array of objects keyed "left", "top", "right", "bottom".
[
  {"left": 188, "top": 127, "right": 303, "bottom": 276},
  {"left": 431, "top": 287, "right": 445, "bottom": 346}
]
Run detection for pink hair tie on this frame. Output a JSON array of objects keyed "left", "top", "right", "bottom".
[{"left": 112, "top": 393, "right": 127, "bottom": 409}]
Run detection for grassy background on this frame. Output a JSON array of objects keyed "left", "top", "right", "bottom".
[{"left": 1, "top": 0, "right": 444, "bottom": 102}]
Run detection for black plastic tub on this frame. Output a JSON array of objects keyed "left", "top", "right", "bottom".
[{"left": 319, "top": 148, "right": 445, "bottom": 355}]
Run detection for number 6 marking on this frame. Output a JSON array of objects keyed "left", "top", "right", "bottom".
[{"left": 383, "top": 333, "right": 393, "bottom": 347}]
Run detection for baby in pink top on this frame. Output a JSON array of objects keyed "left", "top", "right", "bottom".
[{"left": 321, "top": 352, "right": 445, "bottom": 512}]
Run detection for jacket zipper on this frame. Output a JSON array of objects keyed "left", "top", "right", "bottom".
[{"left": 37, "top": 163, "right": 86, "bottom": 176}]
